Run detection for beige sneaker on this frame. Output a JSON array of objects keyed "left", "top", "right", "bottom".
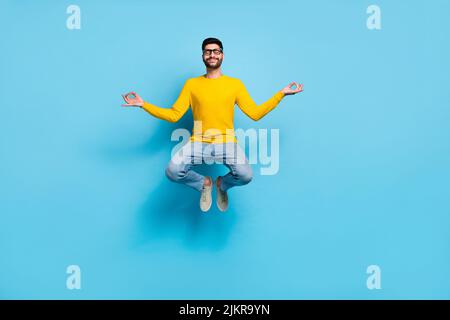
[
  {"left": 216, "top": 176, "right": 228, "bottom": 212},
  {"left": 200, "top": 176, "right": 213, "bottom": 212}
]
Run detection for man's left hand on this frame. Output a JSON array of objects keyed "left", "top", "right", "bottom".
[{"left": 281, "top": 82, "right": 303, "bottom": 96}]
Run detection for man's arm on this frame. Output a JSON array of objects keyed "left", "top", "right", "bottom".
[
  {"left": 140, "top": 80, "right": 191, "bottom": 123},
  {"left": 235, "top": 80, "right": 285, "bottom": 121},
  {"left": 122, "top": 80, "right": 191, "bottom": 122}
]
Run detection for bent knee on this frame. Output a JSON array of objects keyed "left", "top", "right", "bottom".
[
  {"left": 165, "top": 161, "right": 186, "bottom": 182},
  {"left": 236, "top": 166, "right": 253, "bottom": 185}
]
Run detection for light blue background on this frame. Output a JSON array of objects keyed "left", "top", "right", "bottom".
[{"left": 1, "top": 0, "right": 449, "bottom": 299}]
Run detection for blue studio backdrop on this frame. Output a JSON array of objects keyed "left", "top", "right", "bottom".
[{"left": 1, "top": 0, "right": 449, "bottom": 299}]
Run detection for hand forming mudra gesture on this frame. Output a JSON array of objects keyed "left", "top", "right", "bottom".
[
  {"left": 121, "top": 92, "right": 144, "bottom": 107},
  {"left": 281, "top": 82, "right": 303, "bottom": 95}
]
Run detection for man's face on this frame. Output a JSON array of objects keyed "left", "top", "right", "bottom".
[{"left": 202, "top": 44, "right": 224, "bottom": 69}]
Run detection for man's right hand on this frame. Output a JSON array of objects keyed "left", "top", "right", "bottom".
[{"left": 122, "top": 91, "right": 144, "bottom": 107}]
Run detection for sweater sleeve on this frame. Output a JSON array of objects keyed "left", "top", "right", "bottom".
[
  {"left": 141, "top": 80, "right": 191, "bottom": 123},
  {"left": 235, "top": 80, "right": 285, "bottom": 121}
]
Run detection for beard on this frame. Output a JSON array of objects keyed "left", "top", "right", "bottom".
[{"left": 203, "top": 57, "right": 223, "bottom": 69}]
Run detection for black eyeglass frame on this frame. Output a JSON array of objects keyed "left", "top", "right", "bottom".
[{"left": 202, "top": 48, "right": 223, "bottom": 56}]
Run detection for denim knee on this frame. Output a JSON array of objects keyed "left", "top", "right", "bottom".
[
  {"left": 235, "top": 165, "right": 253, "bottom": 185},
  {"left": 165, "top": 161, "right": 186, "bottom": 182}
]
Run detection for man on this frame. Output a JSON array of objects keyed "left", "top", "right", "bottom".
[{"left": 122, "top": 37, "right": 303, "bottom": 212}]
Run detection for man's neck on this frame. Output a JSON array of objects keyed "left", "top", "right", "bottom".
[{"left": 204, "top": 69, "right": 223, "bottom": 79}]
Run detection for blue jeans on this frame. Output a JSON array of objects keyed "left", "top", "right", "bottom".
[{"left": 165, "top": 142, "right": 253, "bottom": 192}]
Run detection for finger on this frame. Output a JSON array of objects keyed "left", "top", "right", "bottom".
[
  {"left": 129, "top": 92, "right": 138, "bottom": 99},
  {"left": 124, "top": 92, "right": 136, "bottom": 100},
  {"left": 293, "top": 85, "right": 303, "bottom": 94},
  {"left": 125, "top": 94, "right": 137, "bottom": 102}
]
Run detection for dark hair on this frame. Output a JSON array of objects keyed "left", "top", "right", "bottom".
[{"left": 202, "top": 37, "right": 223, "bottom": 51}]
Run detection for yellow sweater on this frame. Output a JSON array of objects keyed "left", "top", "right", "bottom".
[{"left": 141, "top": 74, "right": 285, "bottom": 143}]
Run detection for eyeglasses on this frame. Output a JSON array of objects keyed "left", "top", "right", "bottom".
[{"left": 203, "top": 48, "right": 223, "bottom": 56}]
